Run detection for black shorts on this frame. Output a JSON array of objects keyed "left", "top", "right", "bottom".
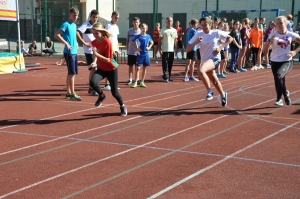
[
  {"left": 220, "top": 50, "right": 225, "bottom": 60},
  {"left": 197, "top": 49, "right": 201, "bottom": 60},
  {"left": 242, "top": 41, "right": 248, "bottom": 47},
  {"left": 187, "top": 50, "right": 197, "bottom": 61},
  {"left": 85, "top": 53, "right": 94, "bottom": 70},
  {"left": 177, "top": 40, "right": 184, "bottom": 49},
  {"left": 154, "top": 42, "right": 158, "bottom": 45},
  {"left": 127, "top": 55, "right": 137, "bottom": 66}
]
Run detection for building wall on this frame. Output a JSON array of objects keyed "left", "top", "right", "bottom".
[
  {"left": 115, "top": 0, "right": 297, "bottom": 42},
  {"left": 1, "top": 0, "right": 298, "bottom": 43}
]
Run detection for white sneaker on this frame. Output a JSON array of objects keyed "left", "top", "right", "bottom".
[
  {"left": 250, "top": 66, "right": 258, "bottom": 71},
  {"left": 257, "top": 65, "right": 264, "bottom": 70},
  {"left": 155, "top": 61, "right": 158, "bottom": 64},
  {"left": 274, "top": 99, "right": 283, "bottom": 106},
  {"left": 104, "top": 85, "right": 111, "bottom": 91},
  {"left": 266, "top": 64, "right": 271, "bottom": 68}
]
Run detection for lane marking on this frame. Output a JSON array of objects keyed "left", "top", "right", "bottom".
[
  {"left": 0, "top": 91, "right": 282, "bottom": 198},
  {"left": 0, "top": 80, "right": 276, "bottom": 156},
  {"left": 147, "top": 120, "right": 300, "bottom": 199}
]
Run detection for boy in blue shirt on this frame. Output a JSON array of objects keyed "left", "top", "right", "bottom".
[
  {"left": 55, "top": 6, "right": 81, "bottom": 101},
  {"left": 129, "top": 23, "right": 154, "bottom": 88}
]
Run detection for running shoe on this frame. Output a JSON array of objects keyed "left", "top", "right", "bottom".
[
  {"left": 66, "top": 93, "right": 80, "bottom": 99},
  {"left": 250, "top": 66, "right": 258, "bottom": 71},
  {"left": 206, "top": 92, "right": 214, "bottom": 100},
  {"left": 131, "top": 82, "right": 137, "bottom": 88},
  {"left": 183, "top": 76, "right": 189, "bottom": 81},
  {"left": 88, "top": 89, "right": 98, "bottom": 96},
  {"left": 95, "top": 94, "right": 106, "bottom": 107},
  {"left": 65, "top": 93, "right": 71, "bottom": 99},
  {"left": 257, "top": 65, "right": 265, "bottom": 70},
  {"left": 219, "top": 73, "right": 227, "bottom": 78},
  {"left": 266, "top": 64, "right": 271, "bottom": 69},
  {"left": 127, "top": 80, "right": 132, "bottom": 85},
  {"left": 155, "top": 61, "right": 158, "bottom": 64},
  {"left": 70, "top": 94, "right": 82, "bottom": 101},
  {"left": 223, "top": 71, "right": 229, "bottom": 75},
  {"left": 220, "top": 92, "right": 227, "bottom": 107},
  {"left": 91, "top": 91, "right": 99, "bottom": 96},
  {"left": 137, "top": 80, "right": 141, "bottom": 85},
  {"left": 120, "top": 104, "right": 128, "bottom": 116},
  {"left": 104, "top": 85, "right": 111, "bottom": 91},
  {"left": 238, "top": 68, "right": 247, "bottom": 72},
  {"left": 140, "top": 81, "right": 146, "bottom": 88},
  {"left": 274, "top": 99, "right": 283, "bottom": 106},
  {"left": 189, "top": 76, "right": 199, "bottom": 81},
  {"left": 284, "top": 90, "right": 291, "bottom": 105}
]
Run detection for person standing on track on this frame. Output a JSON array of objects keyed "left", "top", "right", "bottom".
[
  {"left": 76, "top": 9, "right": 99, "bottom": 96},
  {"left": 104, "top": 11, "right": 121, "bottom": 91},
  {"left": 187, "top": 17, "right": 233, "bottom": 107},
  {"left": 55, "top": 6, "right": 81, "bottom": 101},
  {"left": 90, "top": 23, "right": 127, "bottom": 116},
  {"left": 175, "top": 20, "right": 186, "bottom": 60},
  {"left": 153, "top": 22, "right": 161, "bottom": 64},
  {"left": 126, "top": 17, "right": 141, "bottom": 85},
  {"left": 263, "top": 16, "right": 300, "bottom": 106},
  {"left": 159, "top": 16, "right": 178, "bottom": 83}
]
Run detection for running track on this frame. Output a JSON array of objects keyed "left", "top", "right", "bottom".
[{"left": 0, "top": 56, "right": 299, "bottom": 198}]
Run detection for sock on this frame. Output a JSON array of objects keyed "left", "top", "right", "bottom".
[
  {"left": 129, "top": 78, "right": 132, "bottom": 81},
  {"left": 207, "top": 89, "right": 212, "bottom": 94}
]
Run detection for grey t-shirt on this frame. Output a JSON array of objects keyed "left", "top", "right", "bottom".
[{"left": 127, "top": 28, "right": 141, "bottom": 55}]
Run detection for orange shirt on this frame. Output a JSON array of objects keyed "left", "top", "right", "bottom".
[
  {"left": 153, "top": 29, "right": 161, "bottom": 42},
  {"left": 249, "top": 29, "right": 263, "bottom": 48},
  {"left": 176, "top": 27, "right": 184, "bottom": 41},
  {"left": 91, "top": 38, "right": 117, "bottom": 71}
]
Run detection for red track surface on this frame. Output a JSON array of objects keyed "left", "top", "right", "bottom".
[{"left": 0, "top": 56, "right": 299, "bottom": 199}]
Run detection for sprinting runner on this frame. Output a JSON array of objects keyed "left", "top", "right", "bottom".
[
  {"left": 76, "top": 9, "right": 99, "bottom": 96},
  {"left": 187, "top": 17, "right": 233, "bottom": 107},
  {"left": 263, "top": 16, "right": 300, "bottom": 106},
  {"left": 90, "top": 22, "right": 127, "bottom": 116}
]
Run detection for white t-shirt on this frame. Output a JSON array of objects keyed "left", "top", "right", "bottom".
[
  {"left": 105, "top": 22, "right": 119, "bottom": 52},
  {"left": 268, "top": 31, "right": 299, "bottom": 62},
  {"left": 77, "top": 21, "right": 95, "bottom": 54},
  {"left": 159, "top": 27, "right": 178, "bottom": 52},
  {"left": 189, "top": 29, "right": 229, "bottom": 62}
]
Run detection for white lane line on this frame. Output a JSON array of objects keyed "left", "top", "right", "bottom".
[
  {"left": 147, "top": 120, "right": 300, "bottom": 199},
  {"left": 0, "top": 93, "right": 278, "bottom": 198},
  {"left": 0, "top": 78, "right": 275, "bottom": 157},
  {"left": 0, "top": 70, "right": 271, "bottom": 132}
]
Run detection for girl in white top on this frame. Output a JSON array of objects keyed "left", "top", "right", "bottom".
[
  {"left": 187, "top": 17, "right": 233, "bottom": 107},
  {"left": 263, "top": 16, "right": 300, "bottom": 106}
]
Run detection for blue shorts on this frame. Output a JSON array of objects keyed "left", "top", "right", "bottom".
[
  {"left": 136, "top": 55, "right": 150, "bottom": 67},
  {"left": 64, "top": 53, "right": 78, "bottom": 75},
  {"left": 210, "top": 57, "right": 220, "bottom": 69}
]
